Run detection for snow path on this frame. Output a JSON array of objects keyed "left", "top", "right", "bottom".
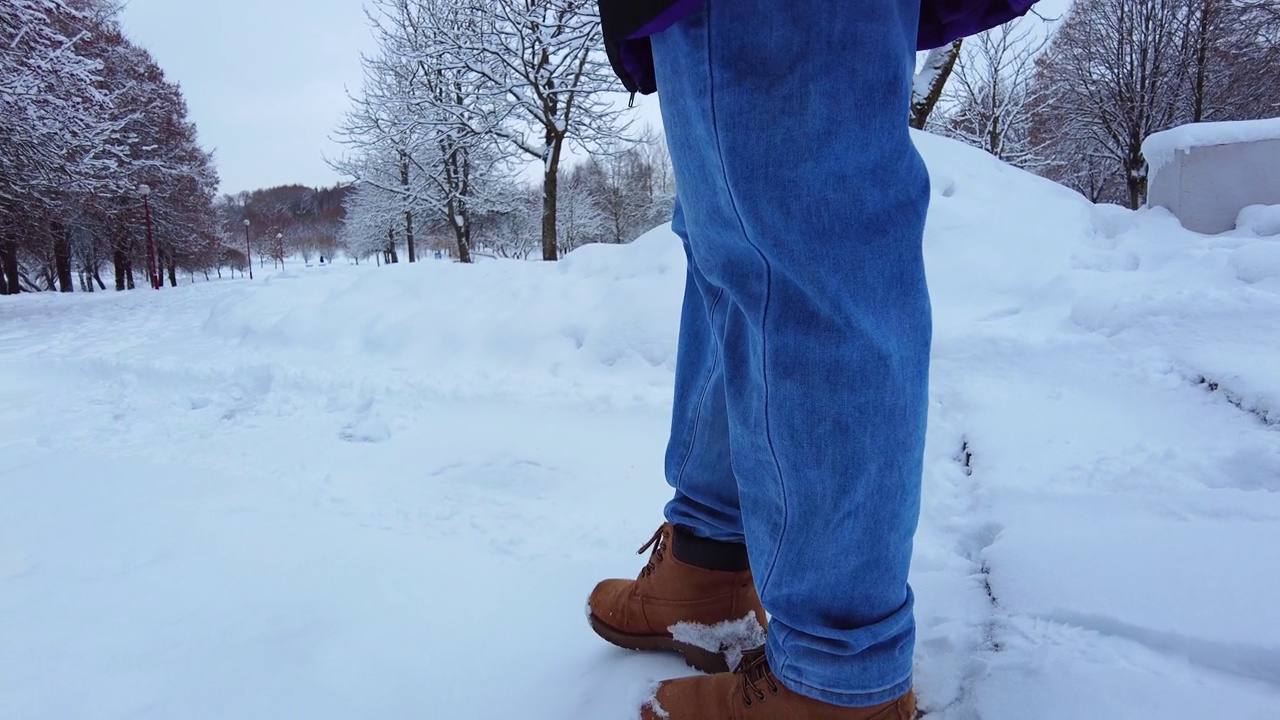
[{"left": 3, "top": 134, "right": 1279, "bottom": 718}]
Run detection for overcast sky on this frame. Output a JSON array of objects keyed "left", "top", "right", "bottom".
[
  {"left": 117, "top": 1, "right": 662, "bottom": 198},
  {"left": 120, "top": 0, "right": 376, "bottom": 196}
]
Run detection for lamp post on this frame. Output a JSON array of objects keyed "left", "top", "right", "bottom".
[
  {"left": 139, "top": 184, "right": 160, "bottom": 290},
  {"left": 276, "top": 232, "right": 284, "bottom": 268},
  {"left": 243, "top": 219, "right": 253, "bottom": 279}
]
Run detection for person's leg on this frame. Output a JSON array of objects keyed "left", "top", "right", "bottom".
[
  {"left": 663, "top": 199, "right": 744, "bottom": 543},
  {"left": 587, "top": 199, "right": 763, "bottom": 673},
  {"left": 651, "top": 0, "right": 931, "bottom": 708}
]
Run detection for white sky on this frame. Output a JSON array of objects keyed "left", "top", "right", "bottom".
[{"left": 120, "top": 0, "right": 376, "bottom": 196}]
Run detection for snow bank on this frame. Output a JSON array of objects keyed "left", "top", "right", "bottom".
[
  {"left": 1236, "top": 204, "right": 1280, "bottom": 237},
  {"left": 200, "top": 228, "right": 687, "bottom": 407},
  {"left": 1143, "top": 117, "right": 1280, "bottom": 172}
]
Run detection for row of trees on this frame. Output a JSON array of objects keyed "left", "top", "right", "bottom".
[
  {"left": 334, "top": 0, "right": 633, "bottom": 264},
  {"left": 917, "top": 0, "right": 1280, "bottom": 208},
  {"left": 1, "top": 0, "right": 221, "bottom": 294},
  {"left": 340, "top": 136, "right": 674, "bottom": 262}
]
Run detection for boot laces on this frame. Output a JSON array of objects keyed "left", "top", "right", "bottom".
[
  {"left": 636, "top": 525, "right": 669, "bottom": 578},
  {"left": 738, "top": 647, "right": 780, "bottom": 708}
]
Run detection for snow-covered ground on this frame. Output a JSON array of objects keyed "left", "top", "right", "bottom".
[{"left": 3, "top": 133, "right": 1280, "bottom": 718}]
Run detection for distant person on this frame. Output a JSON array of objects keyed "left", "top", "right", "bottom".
[
  {"left": 588, "top": 0, "right": 1036, "bottom": 718},
  {"left": 319, "top": 256, "right": 326, "bottom": 265}
]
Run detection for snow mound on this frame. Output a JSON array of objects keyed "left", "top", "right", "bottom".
[
  {"left": 1236, "top": 204, "right": 1280, "bottom": 236},
  {"left": 200, "top": 227, "right": 687, "bottom": 407},
  {"left": 1230, "top": 242, "right": 1280, "bottom": 284}
]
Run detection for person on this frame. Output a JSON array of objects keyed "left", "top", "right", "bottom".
[{"left": 588, "top": 0, "right": 1035, "bottom": 717}]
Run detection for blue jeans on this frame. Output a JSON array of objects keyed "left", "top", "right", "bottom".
[{"left": 652, "top": 0, "right": 931, "bottom": 707}]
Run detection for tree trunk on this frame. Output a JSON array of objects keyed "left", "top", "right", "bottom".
[
  {"left": 910, "top": 39, "right": 963, "bottom": 130},
  {"left": 401, "top": 152, "right": 416, "bottom": 263},
  {"left": 0, "top": 255, "right": 9, "bottom": 295},
  {"left": 126, "top": 260, "right": 136, "bottom": 290},
  {"left": 52, "top": 222, "right": 73, "bottom": 293},
  {"left": 114, "top": 248, "right": 127, "bottom": 291},
  {"left": 167, "top": 257, "right": 177, "bottom": 287},
  {"left": 542, "top": 158, "right": 560, "bottom": 262},
  {"left": 385, "top": 225, "right": 400, "bottom": 265},
  {"left": 92, "top": 264, "right": 105, "bottom": 291},
  {"left": 455, "top": 218, "right": 472, "bottom": 264},
  {"left": 0, "top": 238, "right": 19, "bottom": 294},
  {"left": 1126, "top": 154, "right": 1146, "bottom": 210},
  {"left": 446, "top": 192, "right": 473, "bottom": 264},
  {"left": 405, "top": 209, "right": 416, "bottom": 263},
  {"left": 1190, "top": 0, "right": 1213, "bottom": 123}
]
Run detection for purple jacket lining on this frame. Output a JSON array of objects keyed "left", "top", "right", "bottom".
[
  {"left": 619, "top": 0, "right": 1039, "bottom": 95},
  {"left": 631, "top": 0, "right": 710, "bottom": 39}
]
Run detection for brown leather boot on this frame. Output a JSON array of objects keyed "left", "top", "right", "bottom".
[
  {"left": 588, "top": 523, "right": 767, "bottom": 674},
  {"left": 641, "top": 648, "right": 917, "bottom": 719}
]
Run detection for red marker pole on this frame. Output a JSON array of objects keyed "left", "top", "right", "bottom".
[{"left": 140, "top": 185, "right": 160, "bottom": 290}]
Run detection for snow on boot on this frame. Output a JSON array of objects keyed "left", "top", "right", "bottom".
[
  {"left": 588, "top": 523, "right": 766, "bottom": 674},
  {"left": 640, "top": 648, "right": 917, "bottom": 720}
]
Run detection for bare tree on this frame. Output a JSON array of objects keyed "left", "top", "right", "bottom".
[
  {"left": 1033, "top": 0, "right": 1190, "bottom": 207},
  {"left": 335, "top": 0, "right": 518, "bottom": 265},
  {"left": 556, "top": 170, "right": 607, "bottom": 255},
  {"left": 940, "top": 19, "right": 1049, "bottom": 168},
  {"left": 575, "top": 138, "right": 669, "bottom": 244},
  {"left": 911, "top": 41, "right": 964, "bottom": 130},
  {"left": 435, "top": 0, "right": 629, "bottom": 261}
]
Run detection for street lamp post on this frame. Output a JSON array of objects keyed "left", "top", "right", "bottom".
[
  {"left": 243, "top": 219, "right": 253, "bottom": 279},
  {"left": 139, "top": 184, "right": 160, "bottom": 290}
]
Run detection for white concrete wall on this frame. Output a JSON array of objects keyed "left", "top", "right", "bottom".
[{"left": 1147, "top": 137, "right": 1280, "bottom": 234}]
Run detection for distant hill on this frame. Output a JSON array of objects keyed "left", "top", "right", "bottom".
[{"left": 218, "top": 184, "right": 354, "bottom": 262}]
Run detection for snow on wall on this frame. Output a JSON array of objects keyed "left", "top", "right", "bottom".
[{"left": 1143, "top": 117, "right": 1280, "bottom": 174}]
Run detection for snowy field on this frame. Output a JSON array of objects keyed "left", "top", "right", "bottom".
[{"left": 3, "top": 133, "right": 1280, "bottom": 719}]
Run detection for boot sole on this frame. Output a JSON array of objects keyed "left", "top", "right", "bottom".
[{"left": 588, "top": 612, "right": 731, "bottom": 674}]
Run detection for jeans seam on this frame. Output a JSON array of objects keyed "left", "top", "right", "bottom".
[
  {"left": 703, "top": 3, "right": 789, "bottom": 597},
  {"left": 671, "top": 286, "right": 725, "bottom": 490}
]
